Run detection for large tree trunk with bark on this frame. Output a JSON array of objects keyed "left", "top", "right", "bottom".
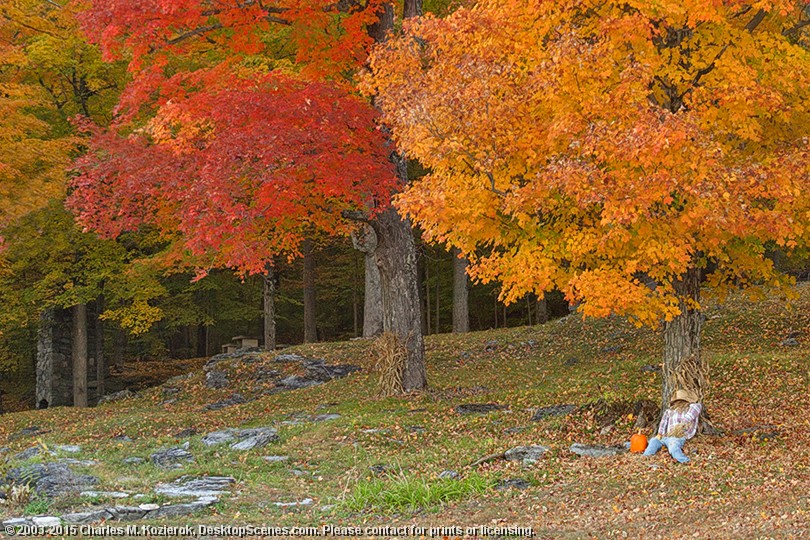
[
  {"left": 372, "top": 203, "right": 427, "bottom": 391},
  {"left": 364, "top": 0, "right": 426, "bottom": 391},
  {"left": 662, "top": 265, "right": 713, "bottom": 431},
  {"left": 303, "top": 239, "right": 318, "bottom": 343},
  {"left": 263, "top": 264, "right": 276, "bottom": 351},
  {"left": 452, "top": 248, "right": 469, "bottom": 333},
  {"left": 72, "top": 303, "right": 88, "bottom": 407},
  {"left": 352, "top": 225, "right": 383, "bottom": 337}
]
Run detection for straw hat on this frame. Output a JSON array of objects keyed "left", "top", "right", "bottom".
[{"left": 669, "top": 389, "right": 699, "bottom": 406}]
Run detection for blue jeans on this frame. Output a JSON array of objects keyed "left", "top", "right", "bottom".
[{"left": 643, "top": 436, "right": 690, "bottom": 463}]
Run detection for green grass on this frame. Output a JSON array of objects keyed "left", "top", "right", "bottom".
[
  {"left": 341, "top": 471, "right": 492, "bottom": 512},
  {"left": 23, "top": 497, "right": 50, "bottom": 515}
]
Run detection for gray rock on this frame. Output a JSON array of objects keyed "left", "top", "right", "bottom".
[
  {"left": 80, "top": 490, "right": 130, "bottom": 499},
  {"left": 201, "top": 427, "right": 278, "bottom": 449},
  {"left": 150, "top": 499, "right": 216, "bottom": 519},
  {"left": 98, "top": 389, "right": 135, "bottom": 405},
  {"left": 531, "top": 404, "right": 577, "bottom": 422},
  {"left": 154, "top": 475, "right": 235, "bottom": 498},
  {"left": 56, "top": 445, "right": 82, "bottom": 454},
  {"left": 3, "top": 517, "right": 33, "bottom": 527},
  {"left": 6, "top": 463, "right": 99, "bottom": 497},
  {"left": 303, "top": 361, "right": 361, "bottom": 381},
  {"left": 253, "top": 368, "right": 282, "bottom": 383},
  {"left": 112, "top": 435, "right": 133, "bottom": 442},
  {"left": 781, "top": 337, "right": 800, "bottom": 347},
  {"left": 61, "top": 509, "right": 114, "bottom": 524},
  {"left": 31, "top": 516, "right": 61, "bottom": 528},
  {"left": 122, "top": 457, "right": 144, "bottom": 465},
  {"left": 150, "top": 443, "right": 193, "bottom": 467},
  {"left": 57, "top": 459, "right": 97, "bottom": 467},
  {"left": 454, "top": 403, "right": 507, "bottom": 415},
  {"left": 570, "top": 443, "right": 627, "bottom": 458},
  {"left": 277, "top": 376, "right": 322, "bottom": 390},
  {"left": 204, "top": 393, "right": 247, "bottom": 411},
  {"left": 640, "top": 364, "right": 662, "bottom": 373},
  {"left": 600, "top": 344, "right": 624, "bottom": 354},
  {"left": 311, "top": 413, "right": 341, "bottom": 422},
  {"left": 138, "top": 504, "right": 159, "bottom": 511},
  {"left": 162, "top": 387, "right": 180, "bottom": 399},
  {"left": 201, "top": 430, "right": 236, "bottom": 446},
  {"left": 274, "top": 498, "right": 314, "bottom": 507},
  {"left": 484, "top": 341, "right": 499, "bottom": 353},
  {"left": 272, "top": 353, "right": 311, "bottom": 363},
  {"left": 174, "top": 428, "right": 197, "bottom": 438},
  {"left": 230, "top": 428, "right": 278, "bottom": 450},
  {"left": 205, "top": 370, "right": 229, "bottom": 389},
  {"left": 495, "top": 478, "right": 530, "bottom": 490},
  {"left": 108, "top": 506, "right": 148, "bottom": 521},
  {"left": 439, "top": 470, "right": 459, "bottom": 480},
  {"left": 504, "top": 445, "right": 549, "bottom": 462},
  {"left": 9, "top": 426, "right": 49, "bottom": 440},
  {"left": 14, "top": 446, "right": 42, "bottom": 461},
  {"left": 263, "top": 455, "right": 289, "bottom": 463},
  {"left": 407, "top": 425, "right": 426, "bottom": 433},
  {"left": 563, "top": 357, "right": 579, "bottom": 366}
]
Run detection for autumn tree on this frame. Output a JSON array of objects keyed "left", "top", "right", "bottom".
[
  {"left": 365, "top": 0, "right": 810, "bottom": 413},
  {"left": 0, "top": 0, "right": 122, "bottom": 228},
  {"left": 68, "top": 0, "right": 430, "bottom": 389}
]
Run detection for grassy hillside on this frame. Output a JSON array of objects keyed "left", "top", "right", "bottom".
[{"left": 1, "top": 285, "right": 809, "bottom": 538}]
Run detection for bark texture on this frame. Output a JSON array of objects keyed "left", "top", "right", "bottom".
[
  {"left": 452, "top": 248, "right": 470, "bottom": 333},
  {"left": 662, "top": 266, "right": 709, "bottom": 427},
  {"left": 372, "top": 203, "right": 427, "bottom": 391},
  {"left": 352, "top": 225, "right": 384, "bottom": 337},
  {"left": 364, "top": 0, "right": 427, "bottom": 391},
  {"left": 72, "top": 303, "right": 88, "bottom": 407},
  {"left": 263, "top": 265, "right": 276, "bottom": 351}
]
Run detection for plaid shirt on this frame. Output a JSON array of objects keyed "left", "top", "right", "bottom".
[{"left": 657, "top": 403, "right": 702, "bottom": 439}]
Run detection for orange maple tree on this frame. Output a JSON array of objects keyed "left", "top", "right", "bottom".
[{"left": 365, "top": 0, "right": 810, "bottom": 411}]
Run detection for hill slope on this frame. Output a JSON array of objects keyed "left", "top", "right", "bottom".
[{"left": 1, "top": 285, "right": 809, "bottom": 538}]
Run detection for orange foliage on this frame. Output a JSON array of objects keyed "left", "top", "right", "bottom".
[{"left": 365, "top": 0, "right": 810, "bottom": 325}]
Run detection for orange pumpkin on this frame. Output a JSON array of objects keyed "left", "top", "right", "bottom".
[{"left": 630, "top": 431, "right": 648, "bottom": 453}]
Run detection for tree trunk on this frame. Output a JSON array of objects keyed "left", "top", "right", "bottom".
[
  {"left": 72, "top": 303, "right": 88, "bottom": 407},
  {"left": 352, "top": 225, "right": 383, "bottom": 337},
  {"left": 303, "top": 239, "right": 318, "bottom": 343},
  {"left": 416, "top": 245, "right": 428, "bottom": 335},
  {"left": 263, "top": 264, "right": 276, "bottom": 351},
  {"left": 365, "top": 0, "right": 426, "bottom": 391},
  {"left": 352, "top": 252, "right": 360, "bottom": 337},
  {"left": 536, "top": 293, "right": 549, "bottom": 324},
  {"left": 95, "top": 297, "right": 105, "bottom": 400},
  {"left": 662, "top": 266, "right": 710, "bottom": 430},
  {"left": 372, "top": 203, "right": 427, "bottom": 391},
  {"left": 196, "top": 324, "right": 208, "bottom": 357},
  {"left": 452, "top": 248, "right": 469, "bottom": 333}
]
